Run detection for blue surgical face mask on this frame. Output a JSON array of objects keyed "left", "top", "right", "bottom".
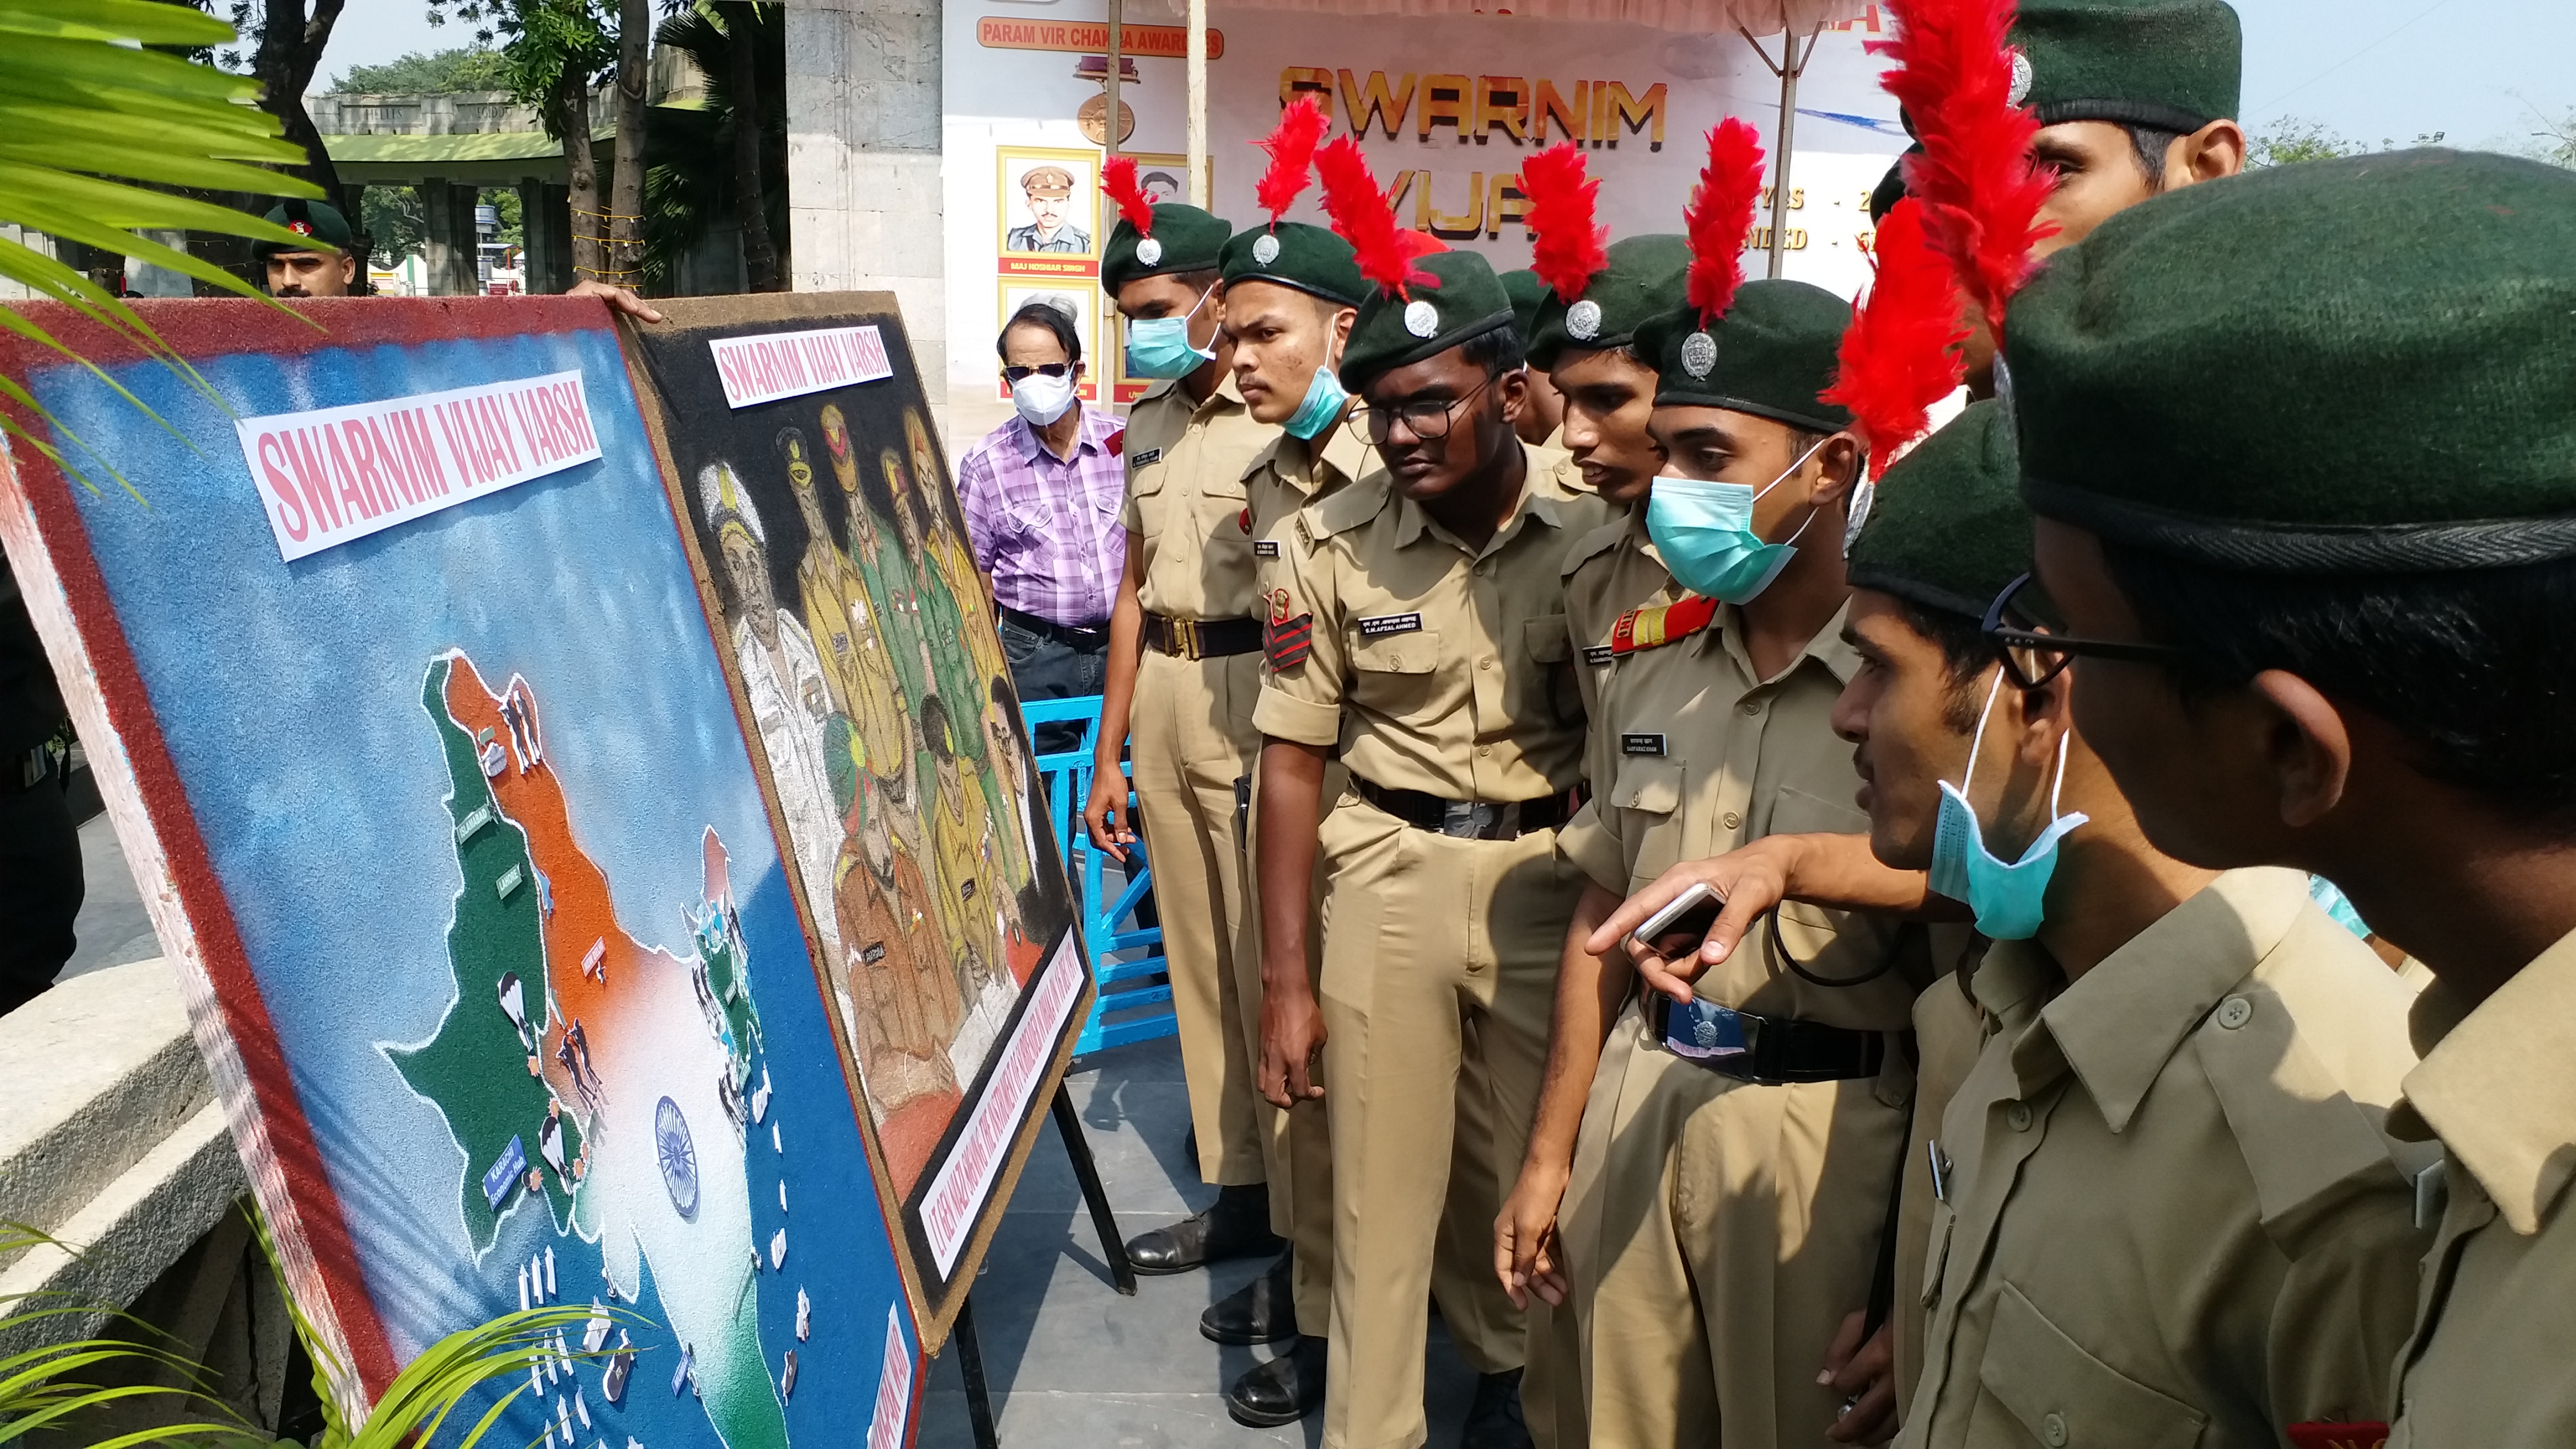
[
  {"left": 1642, "top": 435, "right": 1827, "bottom": 604},
  {"left": 1284, "top": 361, "right": 1348, "bottom": 440},
  {"left": 1927, "top": 674, "right": 2089, "bottom": 940},
  {"left": 1124, "top": 286, "right": 1218, "bottom": 378}
]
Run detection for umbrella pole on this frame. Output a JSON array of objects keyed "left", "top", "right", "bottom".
[
  {"left": 1188, "top": 0, "right": 1209, "bottom": 207},
  {"left": 1106, "top": 0, "right": 1124, "bottom": 160},
  {"left": 1740, "top": 24, "right": 1822, "bottom": 280}
]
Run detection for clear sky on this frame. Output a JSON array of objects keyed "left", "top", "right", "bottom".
[{"left": 319, "top": 0, "right": 2575, "bottom": 156}]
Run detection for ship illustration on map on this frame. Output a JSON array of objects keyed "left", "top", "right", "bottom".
[{"left": 388, "top": 653, "right": 792, "bottom": 1449}]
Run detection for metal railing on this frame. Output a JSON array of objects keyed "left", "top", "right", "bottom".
[{"left": 1019, "top": 697, "right": 1175, "bottom": 1055}]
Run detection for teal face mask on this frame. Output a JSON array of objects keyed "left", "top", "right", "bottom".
[
  {"left": 1927, "top": 674, "right": 2089, "bottom": 940},
  {"left": 1284, "top": 363, "right": 1348, "bottom": 440},
  {"left": 1642, "top": 435, "right": 1828, "bottom": 604},
  {"left": 1123, "top": 286, "right": 1217, "bottom": 378}
]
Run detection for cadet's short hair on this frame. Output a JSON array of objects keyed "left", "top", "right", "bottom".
[
  {"left": 2122, "top": 122, "right": 2185, "bottom": 186},
  {"left": 1460, "top": 324, "right": 1525, "bottom": 381},
  {"left": 2105, "top": 546, "right": 2576, "bottom": 831}
]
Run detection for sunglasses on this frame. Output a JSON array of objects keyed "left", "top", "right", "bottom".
[
  {"left": 1980, "top": 572, "right": 2192, "bottom": 689},
  {"left": 1001, "top": 362, "right": 1075, "bottom": 383}
]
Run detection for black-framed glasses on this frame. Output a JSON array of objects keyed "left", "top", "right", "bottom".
[
  {"left": 1001, "top": 362, "right": 1074, "bottom": 383},
  {"left": 1346, "top": 375, "right": 1496, "bottom": 446},
  {"left": 1981, "top": 572, "right": 2191, "bottom": 689}
]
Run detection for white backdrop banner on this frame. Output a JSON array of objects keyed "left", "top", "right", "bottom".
[{"left": 940, "top": 2, "right": 1911, "bottom": 402}]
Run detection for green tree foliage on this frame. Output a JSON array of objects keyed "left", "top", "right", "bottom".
[
  {"left": 642, "top": 4, "right": 783, "bottom": 292},
  {"left": 2248, "top": 115, "right": 2449, "bottom": 168},
  {"left": 361, "top": 185, "right": 424, "bottom": 267},
  {"left": 331, "top": 46, "right": 512, "bottom": 93}
]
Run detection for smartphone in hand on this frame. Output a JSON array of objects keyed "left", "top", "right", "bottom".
[{"left": 1631, "top": 881, "right": 1725, "bottom": 957}]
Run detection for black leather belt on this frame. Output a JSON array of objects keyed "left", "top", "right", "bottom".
[
  {"left": 1649, "top": 995, "right": 1887, "bottom": 1085},
  {"left": 998, "top": 604, "right": 1109, "bottom": 649},
  {"left": 1353, "top": 776, "right": 1578, "bottom": 841},
  {"left": 1143, "top": 612, "right": 1263, "bottom": 660}
]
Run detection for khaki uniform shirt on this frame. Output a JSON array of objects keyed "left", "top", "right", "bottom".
[
  {"left": 1239, "top": 421, "right": 1378, "bottom": 567},
  {"left": 1554, "top": 514, "right": 1925, "bottom": 1030},
  {"left": 1902, "top": 869, "right": 2434, "bottom": 1449},
  {"left": 1117, "top": 373, "right": 1278, "bottom": 622},
  {"left": 1252, "top": 444, "right": 1611, "bottom": 802},
  {"left": 2385, "top": 928, "right": 2576, "bottom": 1448}
]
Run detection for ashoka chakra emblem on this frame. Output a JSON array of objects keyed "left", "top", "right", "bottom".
[
  {"left": 656, "top": 1096, "right": 699, "bottom": 1220},
  {"left": 1682, "top": 330, "right": 1719, "bottom": 379}
]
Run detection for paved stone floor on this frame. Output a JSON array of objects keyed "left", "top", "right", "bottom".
[
  {"left": 64, "top": 817, "right": 1483, "bottom": 1448},
  {"left": 913, "top": 1034, "right": 1484, "bottom": 1448}
]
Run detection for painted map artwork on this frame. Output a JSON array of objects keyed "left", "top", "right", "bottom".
[
  {"left": 626, "top": 296, "right": 1091, "bottom": 1327},
  {"left": 0, "top": 300, "right": 920, "bottom": 1443}
]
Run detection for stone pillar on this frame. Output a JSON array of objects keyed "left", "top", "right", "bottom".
[
  {"left": 419, "top": 180, "right": 480, "bottom": 296},
  {"left": 520, "top": 176, "right": 575, "bottom": 295},
  {"left": 787, "top": 0, "right": 947, "bottom": 438}
]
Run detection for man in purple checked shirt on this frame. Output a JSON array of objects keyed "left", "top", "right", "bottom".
[{"left": 955, "top": 300, "right": 1129, "bottom": 754}]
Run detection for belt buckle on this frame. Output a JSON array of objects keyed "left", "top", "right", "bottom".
[
  {"left": 1178, "top": 618, "right": 1203, "bottom": 660},
  {"left": 1439, "top": 799, "right": 1498, "bottom": 838}
]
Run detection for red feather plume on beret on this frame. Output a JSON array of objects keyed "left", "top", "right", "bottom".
[
  {"left": 1684, "top": 117, "right": 1766, "bottom": 328},
  {"left": 1875, "top": 0, "right": 2058, "bottom": 336},
  {"left": 1254, "top": 94, "right": 1330, "bottom": 227},
  {"left": 1821, "top": 198, "right": 1971, "bottom": 480},
  {"left": 1315, "top": 134, "right": 1443, "bottom": 299},
  {"left": 1102, "top": 154, "right": 1156, "bottom": 238},
  {"left": 1521, "top": 143, "right": 1606, "bottom": 304}
]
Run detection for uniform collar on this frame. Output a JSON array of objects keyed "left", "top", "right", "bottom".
[
  {"left": 2393, "top": 925, "right": 2576, "bottom": 1234},
  {"left": 1708, "top": 595, "right": 1862, "bottom": 684},
  {"left": 2003, "top": 868, "right": 2308, "bottom": 1133},
  {"left": 1393, "top": 439, "right": 1575, "bottom": 556}
]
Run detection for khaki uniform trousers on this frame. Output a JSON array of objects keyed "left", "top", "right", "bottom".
[
  {"left": 1243, "top": 759, "right": 1345, "bottom": 1337},
  {"left": 1554, "top": 998, "right": 1912, "bottom": 1449},
  {"left": 1130, "top": 647, "right": 1267, "bottom": 1184},
  {"left": 1317, "top": 791, "right": 1585, "bottom": 1449}
]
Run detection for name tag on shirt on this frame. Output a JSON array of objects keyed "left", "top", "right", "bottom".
[
  {"left": 1583, "top": 645, "right": 1615, "bottom": 669},
  {"left": 1254, "top": 540, "right": 1281, "bottom": 558},
  {"left": 1358, "top": 612, "right": 1423, "bottom": 637},
  {"left": 1130, "top": 447, "right": 1163, "bottom": 468},
  {"left": 1621, "top": 733, "right": 1666, "bottom": 756}
]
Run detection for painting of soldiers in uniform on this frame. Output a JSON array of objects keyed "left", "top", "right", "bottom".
[{"left": 623, "top": 294, "right": 1088, "bottom": 1323}]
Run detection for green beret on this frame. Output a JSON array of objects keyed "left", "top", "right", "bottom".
[
  {"left": 1502, "top": 268, "right": 1547, "bottom": 344},
  {"left": 1341, "top": 250, "right": 1516, "bottom": 390},
  {"left": 1101, "top": 202, "right": 1233, "bottom": 294},
  {"left": 1527, "top": 234, "right": 1690, "bottom": 372},
  {"left": 1634, "top": 279, "right": 1855, "bottom": 434},
  {"left": 2011, "top": 0, "right": 2242, "bottom": 132},
  {"left": 1869, "top": 149, "right": 1916, "bottom": 225},
  {"left": 2007, "top": 149, "right": 2576, "bottom": 574},
  {"left": 1219, "top": 222, "right": 1367, "bottom": 307},
  {"left": 256, "top": 198, "right": 352, "bottom": 258},
  {"left": 1848, "top": 402, "right": 2029, "bottom": 619}
]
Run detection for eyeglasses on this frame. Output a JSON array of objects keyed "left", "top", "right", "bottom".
[
  {"left": 1347, "top": 375, "right": 1496, "bottom": 446},
  {"left": 1980, "top": 572, "right": 2192, "bottom": 689},
  {"left": 1001, "top": 362, "right": 1074, "bottom": 383}
]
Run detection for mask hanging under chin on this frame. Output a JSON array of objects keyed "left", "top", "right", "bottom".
[{"left": 1926, "top": 673, "right": 2088, "bottom": 940}]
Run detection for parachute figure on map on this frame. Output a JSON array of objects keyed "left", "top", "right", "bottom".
[{"left": 700, "top": 462, "right": 847, "bottom": 967}]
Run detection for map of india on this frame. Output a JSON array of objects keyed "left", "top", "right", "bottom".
[{"left": 390, "top": 653, "right": 792, "bottom": 1449}]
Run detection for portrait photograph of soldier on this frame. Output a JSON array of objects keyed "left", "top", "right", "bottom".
[{"left": 1000, "top": 152, "right": 1096, "bottom": 255}]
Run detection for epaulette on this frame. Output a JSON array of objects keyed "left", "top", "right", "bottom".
[
  {"left": 1612, "top": 594, "right": 1721, "bottom": 655},
  {"left": 1561, "top": 518, "right": 1629, "bottom": 579},
  {"left": 1241, "top": 433, "right": 1289, "bottom": 486},
  {"left": 1300, "top": 468, "right": 1391, "bottom": 544}
]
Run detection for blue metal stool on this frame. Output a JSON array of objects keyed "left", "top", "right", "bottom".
[{"left": 1019, "top": 695, "right": 1175, "bottom": 1056}]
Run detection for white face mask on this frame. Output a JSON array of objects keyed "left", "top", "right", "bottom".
[{"left": 1011, "top": 369, "right": 1077, "bottom": 427}]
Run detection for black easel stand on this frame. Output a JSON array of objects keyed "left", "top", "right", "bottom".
[{"left": 948, "top": 1081, "right": 1137, "bottom": 1447}]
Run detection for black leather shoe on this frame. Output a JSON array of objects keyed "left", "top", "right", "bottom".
[
  {"left": 1225, "top": 1336, "right": 1325, "bottom": 1428},
  {"left": 1200, "top": 1253, "right": 1296, "bottom": 1345},
  {"left": 1460, "top": 1367, "right": 1531, "bottom": 1449},
  {"left": 1123, "top": 1182, "right": 1280, "bottom": 1275}
]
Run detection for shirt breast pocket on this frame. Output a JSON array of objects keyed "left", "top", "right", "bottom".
[
  {"left": 1126, "top": 462, "right": 1170, "bottom": 538},
  {"left": 1521, "top": 614, "right": 1583, "bottom": 725},
  {"left": 1766, "top": 784, "right": 1873, "bottom": 960},
  {"left": 1607, "top": 754, "right": 1687, "bottom": 881},
  {"left": 1350, "top": 628, "right": 1445, "bottom": 726},
  {"left": 1970, "top": 1283, "right": 2208, "bottom": 1449}
]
